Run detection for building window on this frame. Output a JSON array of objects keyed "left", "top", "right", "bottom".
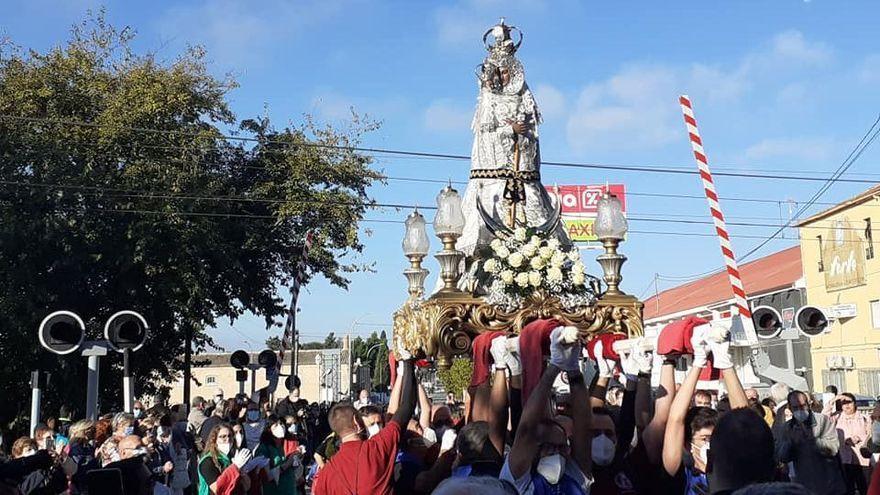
[
  {"left": 859, "top": 369, "right": 880, "bottom": 398},
  {"left": 872, "top": 300, "right": 880, "bottom": 329},
  {"left": 206, "top": 375, "right": 217, "bottom": 385},
  {"left": 822, "top": 369, "right": 845, "bottom": 393},
  {"left": 816, "top": 235, "right": 824, "bottom": 272},
  {"left": 866, "top": 218, "right": 875, "bottom": 260}
]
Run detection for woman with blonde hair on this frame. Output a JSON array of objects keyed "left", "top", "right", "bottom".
[{"left": 68, "top": 419, "right": 99, "bottom": 493}]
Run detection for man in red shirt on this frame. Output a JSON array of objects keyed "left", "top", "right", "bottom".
[{"left": 313, "top": 359, "right": 415, "bottom": 495}]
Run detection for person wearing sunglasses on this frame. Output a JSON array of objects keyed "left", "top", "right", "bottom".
[{"left": 828, "top": 392, "right": 870, "bottom": 494}]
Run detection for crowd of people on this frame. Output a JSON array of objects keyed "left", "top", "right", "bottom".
[{"left": 2, "top": 317, "right": 880, "bottom": 494}]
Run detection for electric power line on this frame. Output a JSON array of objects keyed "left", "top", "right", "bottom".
[{"left": 4, "top": 113, "right": 880, "bottom": 184}]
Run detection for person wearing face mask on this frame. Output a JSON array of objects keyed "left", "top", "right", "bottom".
[
  {"left": 241, "top": 402, "right": 265, "bottom": 451},
  {"left": 662, "top": 319, "right": 747, "bottom": 495},
  {"left": 197, "top": 424, "right": 252, "bottom": 495},
  {"left": 773, "top": 390, "right": 846, "bottom": 495},
  {"left": 111, "top": 412, "right": 137, "bottom": 441},
  {"left": 501, "top": 323, "right": 593, "bottom": 495},
  {"left": 145, "top": 426, "right": 175, "bottom": 491},
  {"left": 132, "top": 400, "right": 146, "bottom": 421},
  {"left": 255, "top": 420, "right": 299, "bottom": 495}
]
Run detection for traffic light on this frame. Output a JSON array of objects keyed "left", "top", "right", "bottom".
[
  {"left": 104, "top": 311, "right": 148, "bottom": 352},
  {"left": 752, "top": 306, "right": 783, "bottom": 340},
  {"left": 257, "top": 349, "right": 277, "bottom": 369},
  {"left": 796, "top": 306, "right": 829, "bottom": 337},
  {"left": 38, "top": 311, "right": 85, "bottom": 355},
  {"left": 230, "top": 350, "right": 250, "bottom": 369}
]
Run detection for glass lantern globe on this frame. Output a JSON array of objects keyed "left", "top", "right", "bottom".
[
  {"left": 594, "top": 193, "right": 628, "bottom": 240},
  {"left": 433, "top": 185, "right": 465, "bottom": 237},
  {"left": 402, "top": 209, "right": 430, "bottom": 256}
]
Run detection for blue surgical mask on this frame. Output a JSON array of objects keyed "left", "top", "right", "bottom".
[
  {"left": 124, "top": 426, "right": 135, "bottom": 436},
  {"left": 247, "top": 410, "right": 260, "bottom": 422},
  {"left": 133, "top": 409, "right": 143, "bottom": 419}
]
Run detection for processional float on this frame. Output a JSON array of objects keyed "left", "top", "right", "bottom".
[{"left": 392, "top": 20, "right": 643, "bottom": 367}]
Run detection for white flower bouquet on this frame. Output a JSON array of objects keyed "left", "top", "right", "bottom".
[{"left": 475, "top": 227, "right": 600, "bottom": 311}]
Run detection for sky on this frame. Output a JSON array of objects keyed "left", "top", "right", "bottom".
[{"left": 4, "top": 0, "right": 880, "bottom": 351}]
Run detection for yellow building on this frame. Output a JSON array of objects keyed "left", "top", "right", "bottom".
[{"left": 798, "top": 184, "right": 880, "bottom": 395}]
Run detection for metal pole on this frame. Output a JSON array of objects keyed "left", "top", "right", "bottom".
[
  {"left": 785, "top": 338, "right": 796, "bottom": 374},
  {"left": 183, "top": 324, "right": 192, "bottom": 411},
  {"left": 30, "top": 371, "right": 41, "bottom": 437},
  {"left": 239, "top": 378, "right": 245, "bottom": 396},
  {"left": 250, "top": 366, "right": 256, "bottom": 397},
  {"left": 86, "top": 355, "right": 100, "bottom": 421},
  {"left": 123, "top": 349, "right": 133, "bottom": 413}
]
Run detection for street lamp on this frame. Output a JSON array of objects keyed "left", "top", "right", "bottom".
[
  {"left": 594, "top": 192, "right": 628, "bottom": 297},
  {"left": 433, "top": 185, "right": 466, "bottom": 292},
  {"left": 403, "top": 209, "right": 430, "bottom": 301}
]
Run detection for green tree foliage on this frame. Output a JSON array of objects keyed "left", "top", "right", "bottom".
[
  {"left": 350, "top": 331, "right": 389, "bottom": 391},
  {"left": 437, "top": 358, "right": 473, "bottom": 399},
  {"left": 264, "top": 336, "right": 282, "bottom": 351},
  {"left": 0, "top": 12, "right": 379, "bottom": 425}
]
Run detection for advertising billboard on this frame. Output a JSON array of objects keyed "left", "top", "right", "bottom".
[{"left": 545, "top": 184, "right": 627, "bottom": 244}]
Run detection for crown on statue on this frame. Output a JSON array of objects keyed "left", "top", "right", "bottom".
[{"left": 482, "top": 18, "right": 522, "bottom": 58}]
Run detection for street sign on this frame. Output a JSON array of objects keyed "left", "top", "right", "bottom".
[{"left": 828, "top": 303, "right": 857, "bottom": 319}]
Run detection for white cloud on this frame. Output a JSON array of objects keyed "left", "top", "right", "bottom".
[
  {"left": 565, "top": 65, "right": 681, "bottom": 152},
  {"left": 744, "top": 137, "right": 834, "bottom": 161},
  {"left": 424, "top": 99, "right": 473, "bottom": 132},
  {"left": 533, "top": 83, "right": 565, "bottom": 121},
  {"left": 858, "top": 54, "right": 880, "bottom": 83},
  {"left": 157, "top": 0, "right": 345, "bottom": 69},
  {"left": 768, "top": 30, "right": 832, "bottom": 66}
]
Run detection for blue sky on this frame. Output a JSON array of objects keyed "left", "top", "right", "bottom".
[{"left": 4, "top": 0, "right": 880, "bottom": 350}]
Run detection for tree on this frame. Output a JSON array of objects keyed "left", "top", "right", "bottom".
[
  {"left": 265, "top": 336, "right": 282, "bottom": 351},
  {"left": 437, "top": 358, "right": 473, "bottom": 399},
  {"left": 0, "top": 11, "right": 379, "bottom": 425}
]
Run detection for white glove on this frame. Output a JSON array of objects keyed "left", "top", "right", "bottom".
[
  {"left": 490, "top": 336, "right": 510, "bottom": 371},
  {"left": 232, "top": 448, "right": 252, "bottom": 469},
  {"left": 504, "top": 336, "right": 522, "bottom": 377},
  {"left": 440, "top": 428, "right": 457, "bottom": 453},
  {"left": 396, "top": 360, "right": 405, "bottom": 377},
  {"left": 690, "top": 324, "right": 710, "bottom": 368},
  {"left": 708, "top": 322, "right": 733, "bottom": 369},
  {"left": 632, "top": 338, "right": 654, "bottom": 375},
  {"left": 593, "top": 341, "right": 615, "bottom": 379},
  {"left": 550, "top": 326, "right": 582, "bottom": 372}
]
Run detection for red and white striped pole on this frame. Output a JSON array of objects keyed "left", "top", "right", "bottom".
[{"left": 679, "top": 95, "right": 757, "bottom": 343}]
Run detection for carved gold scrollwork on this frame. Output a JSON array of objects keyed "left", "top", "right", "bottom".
[{"left": 392, "top": 289, "right": 645, "bottom": 370}]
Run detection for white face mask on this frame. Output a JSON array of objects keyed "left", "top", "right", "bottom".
[
  {"left": 217, "top": 442, "right": 231, "bottom": 456},
  {"left": 793, "top": 410, "right": 810, "bottom": 423},
  {"left": 693, "top": 442, "right": 710, "bottom": 465},
  {"left": 133, "top": 409, "right": 143, "bottom": 419},
  {"left": 235, "top": 433, "right": 244, "bottom": 446},
  {"left": 367, "top": 424, "right": 381, "bottom": 437},
  {"left": 247, "top": 410, "right": 261, "bottom": 422},
  {"left": 536, "top": 453, "right": 565, "bottom": 485},
  {"left": 591, "top": 434, "right": 616, "bottom": 466},
  {"left": 288, "top": 424, "right": 298, "bottom": 435},
  {"left": 272, "top": 425, "right": 286, "bottom": 439}
]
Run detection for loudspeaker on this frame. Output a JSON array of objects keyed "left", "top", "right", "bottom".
[
  {"left": 104, "top": 311, "right": 148, "bottom": 352},
  {"left": 230, "top": 350, "right": 250, "bottom": 369},
  {"left": 795, "top": 306, "right": 829, "bottom": 337},
  {"left": 752, "top": 306, "right": 783, "bottom": 339},
  {"left": 257, "top": 349, "right": 277, "bottom": 368},
  {"left": 38, "top": 311, "right": 85, "bottom": 355}
]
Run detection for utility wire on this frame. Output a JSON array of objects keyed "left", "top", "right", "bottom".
[{"left": 3, "top": 113, "right": 880, "bottom": 184}]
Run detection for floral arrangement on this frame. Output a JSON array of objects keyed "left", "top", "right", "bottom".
[{"left": 475, "top": 227, "right": 599, "bottom": 311}]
